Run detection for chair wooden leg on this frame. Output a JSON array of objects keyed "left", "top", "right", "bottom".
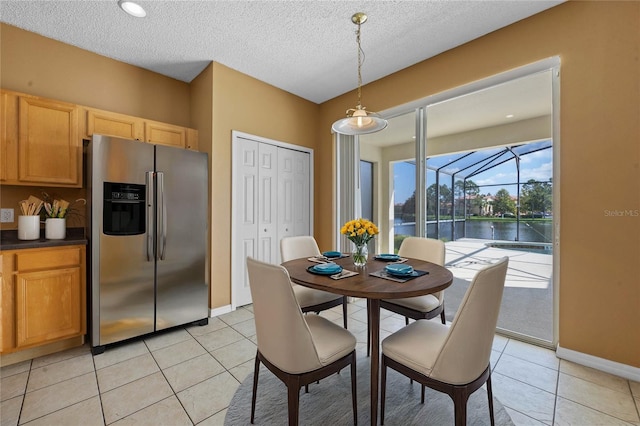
[
  {"left": 342, "top": 297, "right": 348, "bottom": 329},
  {"left": 251, "top": 354, "right": 260, "bottom": 424},
  {"left": 405, "top": 316, "right": 409, "bottom": 325},
  {"left": 381, "top": 356, "right": 387, "bottom": 425},
  {"left": 287, "top": 377, "right": 301, "bottom": 426},
  {"left": 453, "top": 389, "right": 469, "bottom": 426},
  {"left": 421, "top": 385, "right": 425, "bottom": 404},
  {"left": 350, "top": 352, "right": 358, "bottom": 425},
  {"left": 486, "top": 372, "right": 495, "bottom": 426},
  {"left": 440, "top": 307, "right": 446, "bottom": 324}
]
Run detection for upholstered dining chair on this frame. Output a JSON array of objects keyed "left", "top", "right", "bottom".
[
  {"left": 280, "top": 236, "right": 348, "bottom": 328},
  {"left": 380, "top": 237, "right": 447, "bottom": 324},
  {"left": 367, "top": 237, "right": 446, "bottom": 355},
  {"left": 380, "top": 256, "right": 509, "bottom": 426},
  {"left": 246, "top": 257, "right": 358, "bottom": 426}
]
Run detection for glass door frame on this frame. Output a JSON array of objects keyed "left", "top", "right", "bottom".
[{"left": 354, "top": 57, "right": 561, "bottom": 348}]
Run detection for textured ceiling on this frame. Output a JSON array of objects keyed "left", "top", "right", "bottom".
[{"left": 0, "top": 0, "right": 563, "bottom": 104}]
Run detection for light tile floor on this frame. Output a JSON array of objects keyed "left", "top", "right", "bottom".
[{"left": 2, "top": 301, "right": 639, "bottom": 425}]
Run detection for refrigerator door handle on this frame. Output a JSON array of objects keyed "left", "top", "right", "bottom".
[
  {"left": 146, "top": 171, "right": 155, "bottom": 261},
  {"left": 157, "top": 172, "right": 167, "bottom": 260}
]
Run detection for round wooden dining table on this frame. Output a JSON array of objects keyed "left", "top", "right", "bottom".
[{"left": 281, "top": 255, "right": 453, "bottom": 426}]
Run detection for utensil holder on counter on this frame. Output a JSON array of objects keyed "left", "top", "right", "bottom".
[
  {"left": 45, "top": 218, "right": 66, "bottom": 240},
  {"left": 18, "top": 215, "right": 41, "bottom": 240}
]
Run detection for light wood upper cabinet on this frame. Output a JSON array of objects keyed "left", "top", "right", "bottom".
[
  {"left": 186, "top": 128, "right": 199, "bottom": 151},
  {"left": 18, "top": 96, "right": 80, "bottom": 186},
  {"left": 0, "top": 246, "right": 86, "bottom": 353},
  {"left": 0, "top": 92, "right": 18, "bottom": 182},
  {"left": 84, "top": 106, "right": 199, "bottom": 150},
  {"left": 1, "top": 89, "right": 200, "bottom": 188},
  {"left": 86, "top": 108, "right": 144, "bottom": 141},
  {"left": 144, "top": 120, "right": 186, "bottom": 148}
]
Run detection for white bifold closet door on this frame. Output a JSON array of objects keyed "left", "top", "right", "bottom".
[{"left": 233, "top": 135, "right": 310, "bottom": 307}]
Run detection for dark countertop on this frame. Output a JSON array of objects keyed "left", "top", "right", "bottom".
[{"left": 0, "top": 227, "right": 87, "bottom": 250}]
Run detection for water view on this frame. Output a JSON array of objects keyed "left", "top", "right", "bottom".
[{"left": 395, "top": 219, "right": 552, "bottom": 245}]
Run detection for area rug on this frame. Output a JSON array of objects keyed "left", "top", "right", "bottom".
[{"left": 225, "top": 353, "right": 514, "bottom": 425}]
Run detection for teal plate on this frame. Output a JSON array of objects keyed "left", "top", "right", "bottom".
[
  {"left": 322, "top": 251, "right": 342, "bottom": 258},
  {"left": 375, "top": 253, "right": 401, "bottom": 261},
  {"left": 385, "top": 263, "right": 414, "bottom": 276},
  {"left": 307, "top": 264, "right": 343, "bottom": 275}
]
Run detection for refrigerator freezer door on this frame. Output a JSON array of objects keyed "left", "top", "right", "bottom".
[
  {"left": 154, "top": 145, "right": 209, "bottom": 329},
  {"left": 90, "top": 136, "right": 156, "bottom": 347}
]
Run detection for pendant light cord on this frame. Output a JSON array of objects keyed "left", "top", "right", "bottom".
[{"left": 355, "top": 20, "right": 365, "bottom": 109}]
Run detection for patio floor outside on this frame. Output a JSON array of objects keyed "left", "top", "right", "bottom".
[{"left": 443, "top": 238, "right": 554, "bottom": 344}]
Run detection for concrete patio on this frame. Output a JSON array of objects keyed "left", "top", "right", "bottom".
[{"left": 443, "top": 238, "right": 554, "bottom": 344}]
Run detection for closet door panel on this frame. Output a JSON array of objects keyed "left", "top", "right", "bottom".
[
  {"left": 258, "top": 143, "right": 278, "bottom": 263},
  {"left": 293, "top": 150, "right": 311, "bottom": 237},
  {"left": 234, "top": 138, "right": 259, "bottom": 306}
]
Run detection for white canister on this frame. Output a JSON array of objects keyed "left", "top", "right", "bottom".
[
  {"left": 45, "top": 218, "right": 66, "bottom": 240},
  {"left": 18, "top": 215, "right": 41, "bottom": 240}
]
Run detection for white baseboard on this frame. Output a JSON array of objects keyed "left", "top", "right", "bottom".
[
  {"left": 556, "top": 345, "right": 640, "bottom": 382},
  {"left": 209, "top": 305, "right": 233, "bottom": 318}
]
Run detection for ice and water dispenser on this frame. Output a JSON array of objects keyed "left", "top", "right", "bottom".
[{"left": 102, "top": 182, "right": 146, "bottom": 236}]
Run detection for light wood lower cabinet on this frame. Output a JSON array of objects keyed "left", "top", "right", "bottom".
[{"left": 0, "top": 245, "right": 86, "bottom": 355}]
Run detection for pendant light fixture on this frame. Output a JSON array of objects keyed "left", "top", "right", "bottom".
[{"left": 332, "top": 12, "right": 388, "bottom": 135}]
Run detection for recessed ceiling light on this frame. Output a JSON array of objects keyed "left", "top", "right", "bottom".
[
  {"left": 118, "top": 0, "right": 146, "bottom": 18},
  {"left": 506, "top": 114, "right": 514, "bottom": 119}
]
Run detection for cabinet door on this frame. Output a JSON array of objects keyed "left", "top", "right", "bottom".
[
  {"left": 15, "top": 267, "right": 82, "bottom": 348},
  {"left": 145, "top": 121, "right": 186, "bottom": 148},
  {"left": 18, "top": 97, "right": 80, "bottom": 186},
  {"left": 186, "top": 128, "right": 199, "bottom": 151},
  {"left": 86, "top": 109, "right": 144, "bottom": 141},
  {"left": 0, "top": 253, "right": 12, "bottom": 352},
  {"left": 1, "top": 91, "right": 19, "bottom": 182}
]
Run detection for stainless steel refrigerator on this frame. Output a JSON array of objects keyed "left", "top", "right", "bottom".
[{"left": 88, "top": 135, "right": 208, "bottom": 354}]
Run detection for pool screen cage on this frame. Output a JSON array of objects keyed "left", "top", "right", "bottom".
[{"left": 423, "top": 140, "right": 552, "bottom": 241}]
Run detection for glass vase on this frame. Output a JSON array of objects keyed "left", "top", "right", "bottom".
[{"left": 352, "top": 243, "right": 368, "bottom": 267}]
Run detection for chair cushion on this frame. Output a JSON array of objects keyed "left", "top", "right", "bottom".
[
  {"left": 293, "top": 283, "right": 342, "bottom": 308},
  {"left": 384, "top": 294, "right": 440, "bottom": 313},
  {"left": 306, "top": 315, "right": 356, "bottom": 366},
  {"left": 382, "top": 319, "right": 450, "bottom": 377}
]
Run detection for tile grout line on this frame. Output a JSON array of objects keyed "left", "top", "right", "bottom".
[
  {"left": 552, "top": 359, "right": 561, "bottom": 425},
  {"left": 92, "top": 352, "right": 107, "bottom": 426},
  {"left": 15, "top": 360, "right": 32, "bottom": 426},
  {"left": 145, "top": 333, "right": 198, "bottom": 426}
]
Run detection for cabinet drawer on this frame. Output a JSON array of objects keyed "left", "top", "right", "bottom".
[{"left": 15, "top": 247, "right": 82, "bottom": 271}]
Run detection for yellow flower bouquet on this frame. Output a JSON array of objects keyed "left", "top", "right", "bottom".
[{"left": 341, "top": 218, "right": 379, "bottom": 266}]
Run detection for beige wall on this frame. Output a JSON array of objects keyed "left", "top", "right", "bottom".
[
  {"left": 208, "top": 62, "right": 320, "bottom": 308},
  {"left": 0, "top": 24, "right": 191, "bottom": 126},
  {"left": 189, "top": 62, "right": 214, "bottom": 301},
  {"left": 319, "top": 1, "right": 640, "bottom": 367}
]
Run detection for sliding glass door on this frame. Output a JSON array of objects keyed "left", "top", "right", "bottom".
[{"left": 352, "top": 60, "right": 559, "bottom": 347}]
